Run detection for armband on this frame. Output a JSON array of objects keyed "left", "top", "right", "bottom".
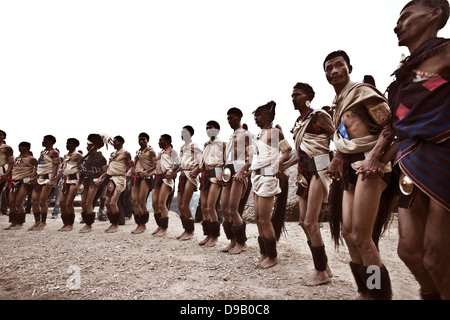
[
  {"left": 278, "top": 139, "right": 292, "bottom": 153},
  {"left": 368, "top": 102, "right": 390, "bottom": 126}
]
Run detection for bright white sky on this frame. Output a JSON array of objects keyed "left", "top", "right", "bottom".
[{"left": 1, "top": 0, "right": 449, "bottom": 159}]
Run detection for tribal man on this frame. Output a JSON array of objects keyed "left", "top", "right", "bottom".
[
  {"left": 192, "top": 121, "right": 226, "bottom": 247},
  {"left": 130, "top": 132, "right": 156, "bottom": 234},
  {"left": 173, "top": 126, "right": 202, "bottom": 241},
  {"left": 0, "top": 130, "right": 14, "bottom": 220},
  {"left": 282, "top": 82, "right": 335, "bottom": 285},
  {"left": 29, "top": 135, "right": 60, "bottom": 231},
  {"left": 324, "top": 50, "right": 394, "bottom": 299},
  {"left": 5, "top": 142, "right": 37, "bottom": 230},
  {"left": 56, "top": 138, "right": 82, "bottom": 231},
  {"left": 151, "top": 134, "right": 179, "bottom": 236},
  {"left": 251, "top": 101, "right": 292, "bottom": 269},
  {"left": 79, "top": 134, "right": 107, "bottom": 233},
  {"left": 386, "top": 0, "right": 450, "bottom": 300},
  {"left": 220, "top": 108, "right": 254, "bottom": 254},
  {"left": 97, "top": 136, "right": 133, "bottom": 233}
]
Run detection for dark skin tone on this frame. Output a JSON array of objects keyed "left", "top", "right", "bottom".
[{"left": 393, "top": 3, "right": 450, "bottom": 300}]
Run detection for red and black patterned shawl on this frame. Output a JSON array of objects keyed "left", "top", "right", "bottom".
[{"left": 388, "top": 37, "right": 450, "bottom": 211}]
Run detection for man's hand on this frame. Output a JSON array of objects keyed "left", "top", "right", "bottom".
[
  {"left": 325, "top": 157, "right": 341, "bottom": 180},
  {"left": 357, "top": 154, "right": 385, "bottom": 181}
]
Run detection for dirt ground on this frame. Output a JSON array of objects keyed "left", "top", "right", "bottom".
[{"left": 0, "top": 209, "right": 420, "bottom": 301}]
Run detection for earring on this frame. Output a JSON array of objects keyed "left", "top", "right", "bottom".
[{"left": 305, "top": 101, "right": 311, "bottom": 107}]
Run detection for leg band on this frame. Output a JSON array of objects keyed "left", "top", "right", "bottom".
[{"left": 232, "top": 223, "right": 247, "bottom": 244}]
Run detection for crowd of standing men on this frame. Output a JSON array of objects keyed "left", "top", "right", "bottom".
[{"left": 1, "top": 0, "right": 449, "bottom": 300}]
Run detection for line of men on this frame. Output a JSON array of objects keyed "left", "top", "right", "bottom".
[{"left": 1, "top": 0, "right": 449, "bottom": 300}]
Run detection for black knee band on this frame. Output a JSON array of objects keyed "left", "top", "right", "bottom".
[
  {"left": 310, "top": 245, "right": 327, "bottom": 272},
  {"left": 209, "top": 221, "right": 220, "bottom": 238},
  {"left": 33, "top": 212, "right": 41, "bottom": 222},
  {"left": 66, "top": 213, "right": 75, "bottom": 225},
  {"left": 141, "top": 212, "right": 149, "bottom": 224},
  {"left": 16, "top": 213, "right": 26, "bottom": 224},
  {"left": 82, "top": 212, "right": 95, "bottom": 226},
  {"left": 349, "top": 262, "right": 366, "bottom": 294},
  {"left": 232, "top": 223, "right": 247, "bottom": 244},
  {"left": 359, "top": 264, "right": 392, "bottom": 300},
  {"left": 184, "top": 218, "right": 195, "bottom": 233},
  {"left": 160, "top": 217, "right": 169, "bottom": 229},
  {"left": 154, "top": 213, "right": 161, "bottom": 226},
  {"left": 258, "top": 236, "right": 266, "bottom": 255},
  {"left": 201, "top": 220, "right": 209, "bottom": 236},
  {"left": 264, "top": 238, "right": 277, "bottom": 259},
  {"left": 222, "top": 221, "right": 233, "bottom": 240}
]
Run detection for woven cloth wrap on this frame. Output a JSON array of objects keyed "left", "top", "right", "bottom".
[
  {"left": 12, "top": 157, "right": 34, "bottom": 181},
  {"left": 37, "top": 153, "right": 54, "bottom": 185}
]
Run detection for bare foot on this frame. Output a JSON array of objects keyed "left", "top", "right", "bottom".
[
  {"left": 205, "top": 236, "right": 218, "bottom": 247},
  {"left": 221, "top": 240, "right": 236, "bottom": 252},
  {"left": 326, "top": 264, "right": 333, "bottom": 278},
  {"left": 300, "top": 270, "right": 331, "bottom": 286},
  {"left": 61, "top": 225, "right": 73, "bottom": 231},
  {"left": 151, "top": 226, "right": 161, "bottom": 235},
  {"left": 155, "top": 228, "right": 167, "bottom": 236},
  {"left": 180, "top": 232, "right": 194, "bottom": 241},
  {"left": 229, "top": 243, "right": 247, "bottom": 255},
  {"left": 32, "top": 222, "right": 46, "bottom": 231},
  {"left": 176, "top": 231, "right": 186, "bottom": 239},
  {"left": 79, "top": 224, "right": 92, "bottom": 233},
  {"left": 27, "top": 222, "right": 40, "bottom": 231},
  {"left": 131, "top": 225, "right": 146, "bottom": 234},
  {"left": 106, "top": 225, "right": 118, "bottom": 233},
  {"left": 58, "top": 225, "right": 67, "bottom": 231},
  {"left": 199, "top": 236, "right": 210, "bottom": 246},
  {"left": 4, "top": 223, "right": 17, "bottom": 230},
  {"left": 10, "top": 224, "right": 23, "bottom": 230},
  {"left": 259, "top": 257, "right": 277, "bottom": 269},
  {"left": 255, "top": 255, "right": 267, "bottom": 267}
]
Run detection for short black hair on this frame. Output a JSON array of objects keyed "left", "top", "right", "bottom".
[
  {"left": 227, "top": 107, "right": 243, "bottom": 118},
  {"left": 323, "top": 50, "right": 351, "bottom": 70},
  {"left": 138, "top": 132, "right": 150, "bottom": 140},
  {"left": 161, "top": 134, "right": 172, "bottom": 143},
  {"left": 19, "top": 141, "right": 31, "bottom": 150},
  {"left": 206, "top": 120, "right": 220, "bottom": 130},
  {"left": 67, "top": 138, "right": 80, "bottom": 147},
  {"left": 183, "top": 125, "right": 195, "bottom": 136},
  {"left": 293, "top": 82, "right": 315, "bottom": 101},
  {"left": 114, "top": 135, "right": 125, "bottom": 144},
  {"left": 44, "top": 135, "right": 56, "bottom": 145}
]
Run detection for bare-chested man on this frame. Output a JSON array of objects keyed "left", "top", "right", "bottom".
[
  {"left": 5, "top": 142, "right": 37, "bottom": 230},
  {"left": 151, "top": 134, "right": 179, "bottom": 236},
  {"left": 282, "top": 82, "right": 335, "bottom": 286},
  {"left": 29, "top": 135, "right": 60, "bottom": 231},
  {"left": 0, "top": 130, "right": 14, "bottom": 220},
  {"left": 251, "top": 101, "right": 292, "bottom": 269},
  {"left": 190, "top": 121, "right": 226, "bottom": 247},
  {"left": 79, "top": 134, "right": 107, "bottom": 233},
  {"left": 173, "top": 126, "right": 202, "bottom": 241},
  {"left": 130, "top": 132, "right": 157, "bottom": 234},
  {"left": 97, "top": 136, "right": 133, "bottom": 233},
  {"left": 324, "top": 50, "right": 394, "bottom": 299},
  {"left": 55, "top": 138, "right": 82, "bottom": 231},
  {"left": 220, "top": 108, "right": 254, "bottom": 254}
]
